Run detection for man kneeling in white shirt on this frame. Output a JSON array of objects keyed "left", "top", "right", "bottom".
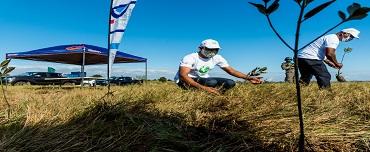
[{"left": 174, "top": 39, "right": 262, "bottom": 95}]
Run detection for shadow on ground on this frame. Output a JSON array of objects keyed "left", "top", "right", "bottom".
[{"left": 0, "top": 98, "right": 282, "bottom": 152}]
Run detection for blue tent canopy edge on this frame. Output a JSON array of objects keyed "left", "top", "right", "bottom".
[{"left": 5, "top": 44, "right": 147, "bottom": 65}]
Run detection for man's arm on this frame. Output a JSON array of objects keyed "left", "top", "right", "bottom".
[
  {"left": 325, "top": 47, "right": 343, "bottom": 69},
  {"left": 179, "top": 66, "right": 220, "bottom": 94},
  {"left": 281, "top": 63, "right": 289, "bottom": 70},
  {"left": 221, "top": 66, "right": 262, "bottom": 84}
]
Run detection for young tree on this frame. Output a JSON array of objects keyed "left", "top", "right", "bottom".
[
  {"left": 249, "top": 0, "right": 369, "bottom": 151},
  {"left": 247, "top": 67, "right": 267, "bottom": 77},
  {"left": 0, "top": 59, "right": 15, "bottom": 119},
  {"left": 336, "top": 47, "right": 353, "bottom": 82}
]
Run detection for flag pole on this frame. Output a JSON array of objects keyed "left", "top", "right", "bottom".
[
  {"left": 145, "top": 60, "right": 147, "bottom": 81},
  {"left": 107, "top": 0, "right": 114, "bottom": 93},
  {"left": 81, "top": 46, "right": 86, "bottom": 87}
]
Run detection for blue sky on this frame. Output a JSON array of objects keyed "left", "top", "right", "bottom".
[{"left": 0, "top": 0, "right": 369, "bottom": 81}]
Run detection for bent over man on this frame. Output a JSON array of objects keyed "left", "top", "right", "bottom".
[
  {"left": 174, "top": 39, "right": 262, "bottom": 94},
  {"left": 297, "top": 28, "right": 360, "bottom": 88}
]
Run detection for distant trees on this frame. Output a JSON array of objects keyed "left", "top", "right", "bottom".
[
  {"left": 92, "top": 74, "right": 103, "bottom": 77},
  {"left": 158, "top": 77, "right": 167, "bottom": 82}
]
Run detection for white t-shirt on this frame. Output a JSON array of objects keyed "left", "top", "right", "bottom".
[
  {"left": 174, "top": 52, "right": 229, "bottom": 83},
  {"left": 298, "top": 34, "right": 339, "bottom": 60}
]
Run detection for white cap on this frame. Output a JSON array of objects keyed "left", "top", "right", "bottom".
[
  {"left": 341, "top": 28, "right": 360, "bottom": 39},
  {"left": 200, "top": 39, "right": 221, "bottom": 49}
]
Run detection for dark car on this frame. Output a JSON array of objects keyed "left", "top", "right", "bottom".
[
  {"left": 96, "top": 77, "right": 143, "bottom": 86},
  {"left": 95, "top": 79, "right": 108, "bottom": 86},
  {"left": 7, "top": 72, "right": 80, "bottom": 85},
  {"left": 111, "top": 77, "right": 144, "bottom": 85}
]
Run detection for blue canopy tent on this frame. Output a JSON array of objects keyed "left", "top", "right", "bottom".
[{"left": 5, "top": 44, "right": 148, "bottom": 80}]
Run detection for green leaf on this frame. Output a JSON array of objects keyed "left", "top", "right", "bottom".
[
  {"left": 349, "top": 7, "right": 370, "bottom": 20},
  {"left": 260, "top": 67, "right": 268, "bottom": 71},
  {"left": 304, "top": 0, "right": 336, "bottom": 20},
  {"left": 266, "top": 0, "right": 279, "bottom": 15},
  {"left": 1, "top": 66, "right": 7, "bottom": 72},
  {"left": 347, "top": 3, "right": 361, "bottom": 15},
  {"left": 338, "top": 11, "right": 346, "bottom": 21},
  {"left": 249, "top": 2, "right": 267, "bottom": 15},
  {"left": 3, "top": 67, "right": 15, "bottom": 75},
  {"left": 344, "top": 47, "right": 353, "bottom": 53},
  {"left": 349, "top": 14, "right": 368, "bottom": 20},
  {"left": 0, "top": 59, "right": 10, "bottom": 68}
]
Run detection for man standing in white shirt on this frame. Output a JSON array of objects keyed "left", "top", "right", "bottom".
[
  {"left": 174, "top": 39, "right": 262, "bottom": 95},
  {"left": 297, "top": 28, "right": 360, "bottom": 88}
]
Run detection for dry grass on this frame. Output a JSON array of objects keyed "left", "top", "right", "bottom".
[{"left": 0, "top": 82, "right": 369, "bottom": 151}]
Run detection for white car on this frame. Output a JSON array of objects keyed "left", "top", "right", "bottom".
[{"left": 82, "top": 79, "right": 96, "bottom": 87}]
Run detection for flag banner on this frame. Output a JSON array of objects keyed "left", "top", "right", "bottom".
[{"left": 108, "top": 0, "right": 137, "bottom": 78}]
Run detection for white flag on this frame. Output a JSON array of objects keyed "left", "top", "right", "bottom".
[{"left": 108, "top": 0, "right": 137, "bottom": 78}]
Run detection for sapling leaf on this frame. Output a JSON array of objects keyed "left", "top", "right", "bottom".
[
  {"left": 1, "top": 66, "right": 7, "bottom": 72},
  {"left": 304, "top": 0, "right": 336, "bottom": 20},
  {"left": 338, "top": 11, "right": 347, "bottom": 21},
  {"left": 347, "top": 3, "right": 361, "bottom": 15},
  {"left": 348, "top": 7, "right": 370, "bottom": 20},
  {"left": 249, "top": 2, "right": 267, "bottom": 15},
  {"left": 0, "top": 59, "right": 10, "bottom": 68},
  {"left": 344, "top": 47, "right": 352, "bottom": 53},
  {"left": 3, "top": 67, "right": 15, "bottom": 75},
  {"left": 349, "top": 13, "right": 368, "bottom": 20},
  {"left": 266, "top": 0, "right": 280, "bottom": 15},
  {"left": 248, "top": 67, "right": 268, "bottom": 76}
]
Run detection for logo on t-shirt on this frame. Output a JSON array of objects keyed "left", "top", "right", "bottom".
[{"left": 199, "top": 66, "right": 210, "bottom": 74}]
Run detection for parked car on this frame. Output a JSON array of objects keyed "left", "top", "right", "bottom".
[
  {"left": 95, "top": 77, "right": 143, "bottom": 86},
  {"left": 6, "top": 72, "right": 80, "bottom": 86},
  {"left": 95, "top": 79, "right": 108, "bottom": 86},
  {"left": 110, "top": 77, "right": 143, "bottom": 85},
  {"left": 82, "top": 79, "right": 96, "bottom": 87}
]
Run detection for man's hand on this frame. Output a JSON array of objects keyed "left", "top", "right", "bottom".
[
  {"left": 324, "top": 59, "right": 338, "bottom": 69},
  {"left": 245, "top": 76, "right": 263, "bottom": 84},
  {"left": 202, "top": 86, "right": 221, "bottom": 95},
  {"left": 335, "top": 63, "right": 343, "bottom": 69}
]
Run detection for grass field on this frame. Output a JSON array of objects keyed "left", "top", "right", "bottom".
[{"left": 0, "top": 82, "right": 369, "bottom": 151}]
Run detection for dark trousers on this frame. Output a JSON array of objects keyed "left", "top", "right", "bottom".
[
  {"left": 177, "top": 77, "right": 236, "bottom": 91},
  {"left": 298, "top": 58, "right": 331, "bottom": 88}
]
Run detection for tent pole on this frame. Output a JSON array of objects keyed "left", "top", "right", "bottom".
[
  {"left": 81, "top": 47, "right": 86, "bottom": 87},
  {"left": 145, "top": 60, "right": 148, "bottom": 81}
]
